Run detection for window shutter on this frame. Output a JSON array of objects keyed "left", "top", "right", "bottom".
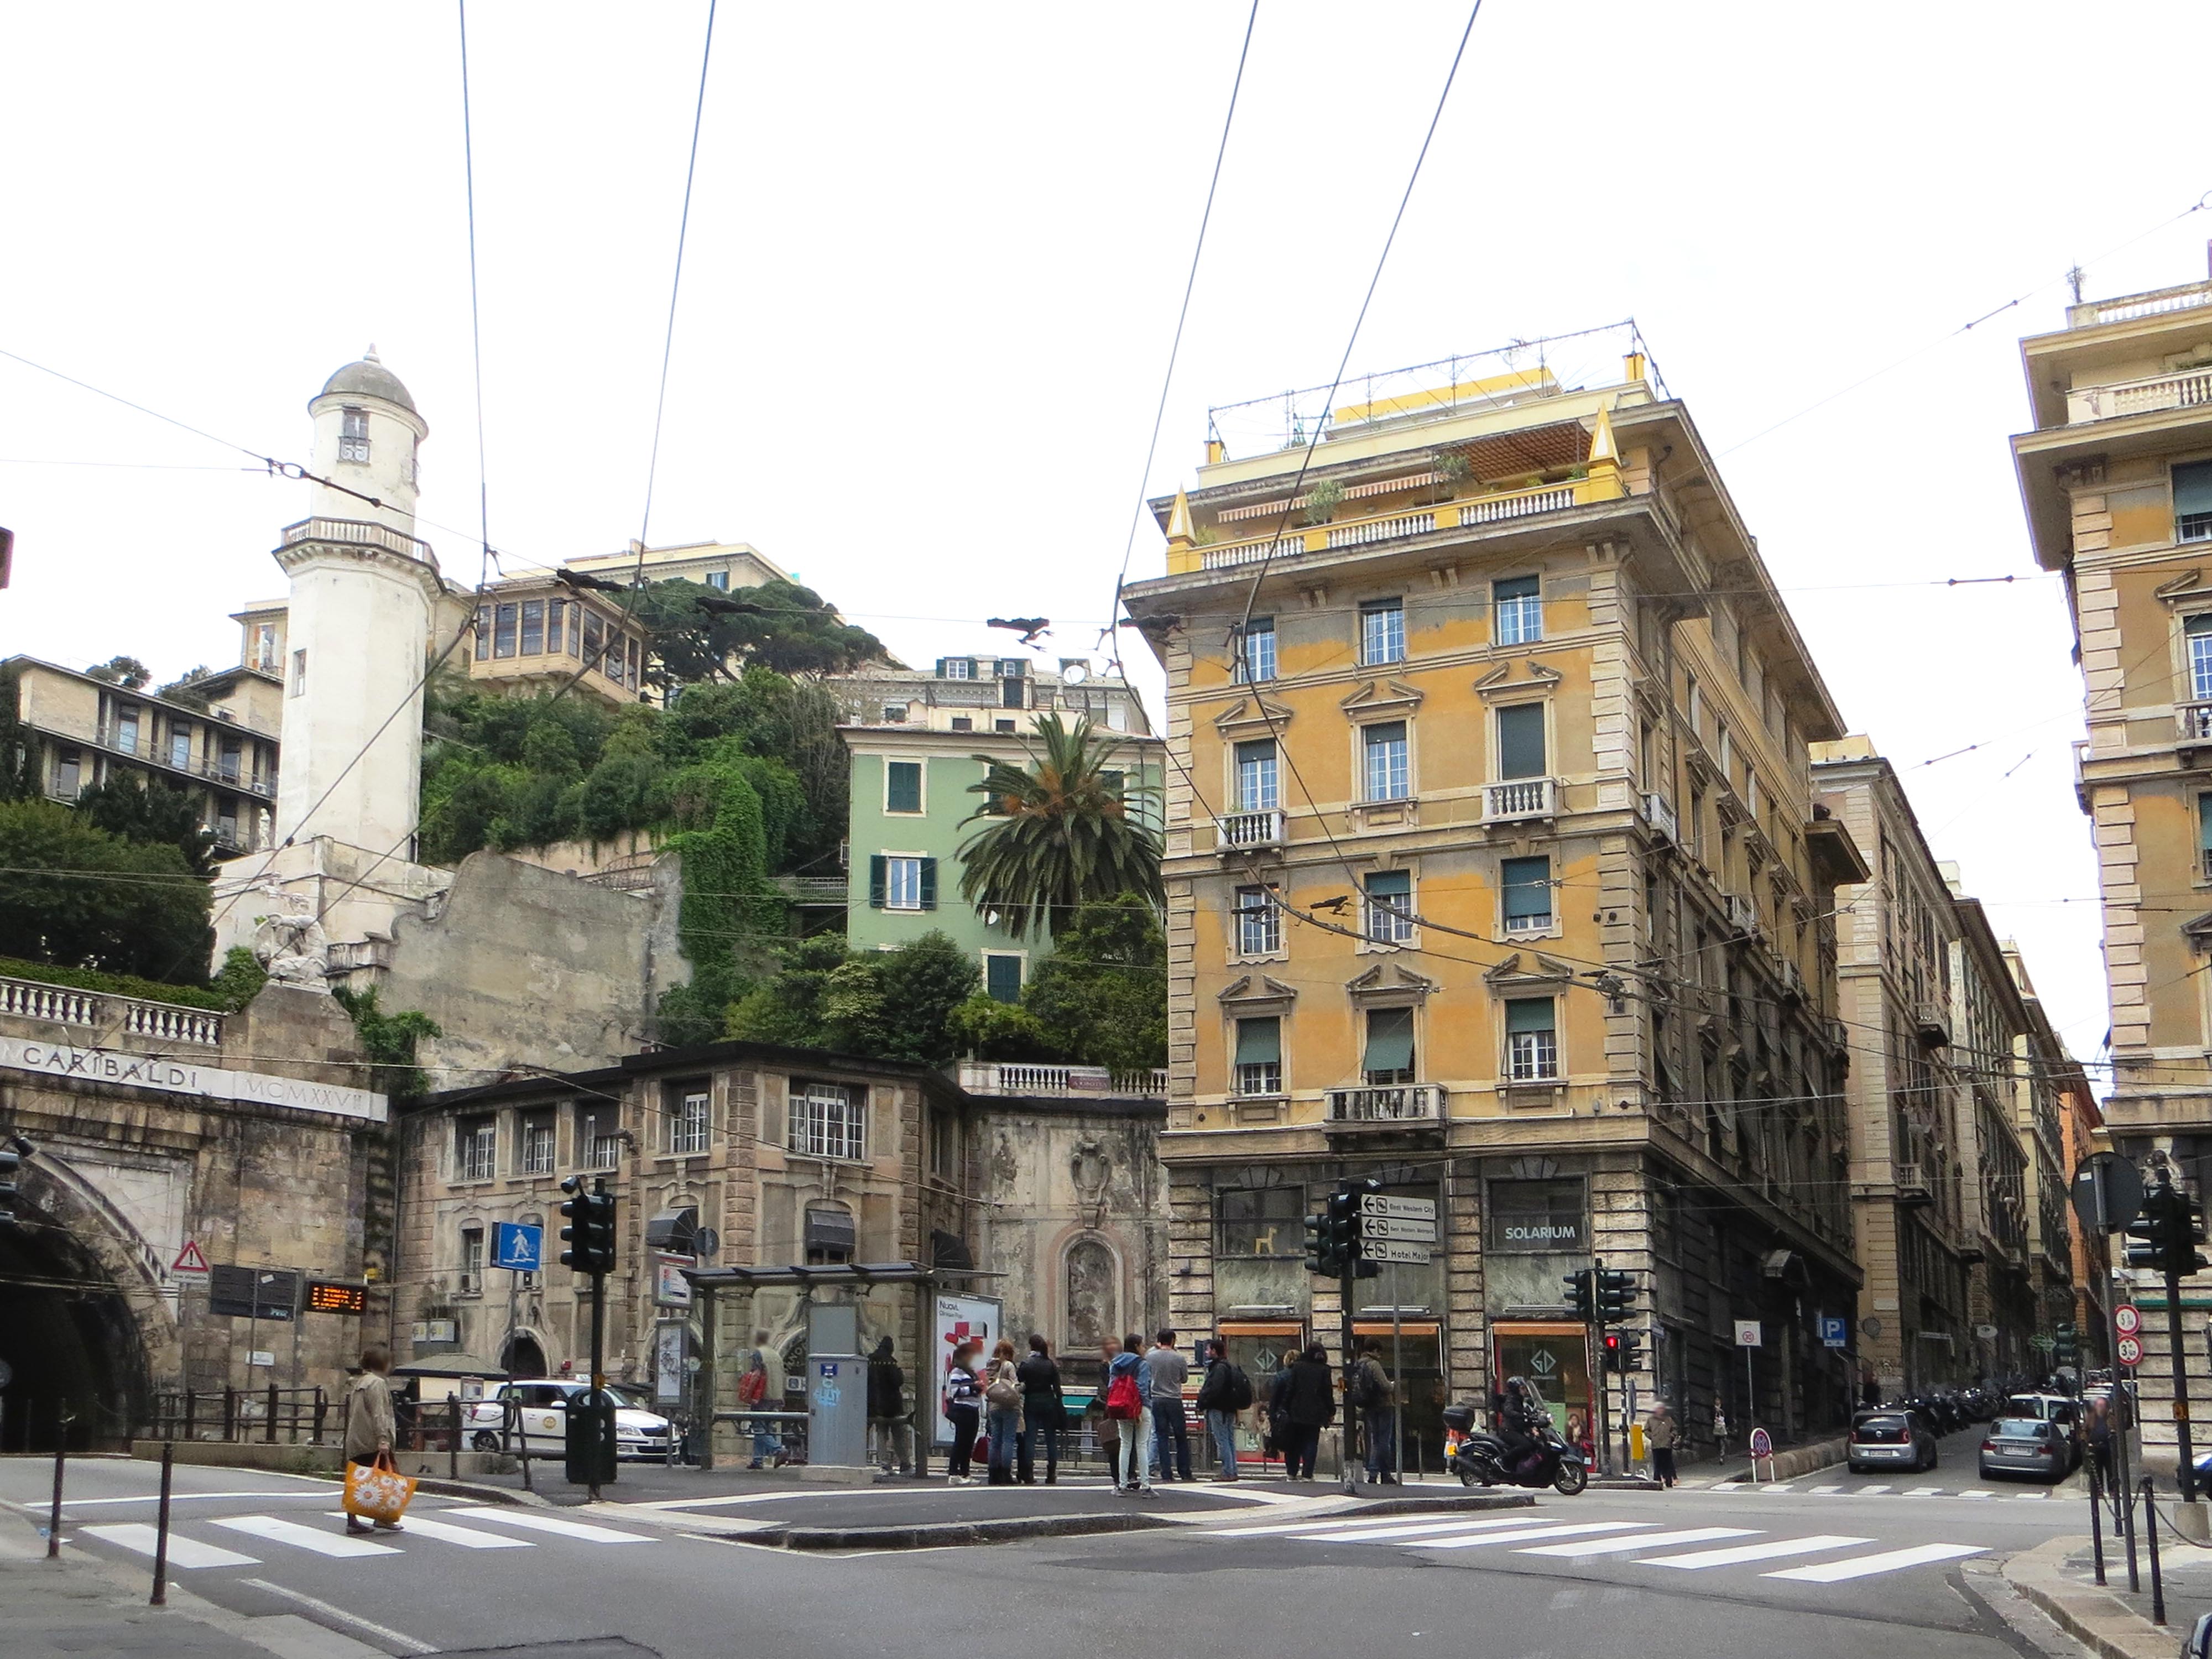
[
  {"left": 1501, "top": 856, "right": 1551, "bottom": 921},
  {"left": 1234, "top": 1016, "right": 1281, "bottom": 1066},
  {"left": 886, "top": 761, "right": 922, "bottom": 814},
  {"left": 1363, "top": 1006, "right": 1415, "bottom": 1073},
  {"left": 985, "top": 954, "right": 1023, "bottom": 1003},
  {"left": 919, "top": 856, "right": 937, "bottom": 910},
  {"left": 2200, "top": 793, "right": 2212, "bottom": 854},
  {"left": 1498, "top": 704, "right": 1547, "bottom": 779},
  {"left": 2176, "top": 461, "right": 2212, "bottom": 518},
  {"left": 868, "top": 855, "right": 887, "bottom": 909},
  {"left": 1493, "top": 574, "right": 1539, "bottom": 602},
  {"left": 1366, "top": 869, "right": 1411, "bottom": 901},
  {"left": 935, "top": 658, "right": 947, "bottom": 676},
  {"left": 1505, "top": 997, "right": 1554, "bottom": 1035}
]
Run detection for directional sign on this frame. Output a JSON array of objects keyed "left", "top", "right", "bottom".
[
  {"left": 2115, "top": 1303, "right": 2143, "bottom": 1338},
  {"left": 1365, "top": 1240, "right": 1434, "bottom": 1265},
  {"left": 170, "top": 1239, "right": 211, "bottom": 1282},
  {"left": 1360, "top": 1216, "right": 1438, "bottom": 1243},
  {"left": 1359, "top": 1194, "right": 1438, "bottom": 1222},
  {"left": 494, "top": 1222, "right": 543, "bottom": 1272},
  {"left": 2118, "top": 1334, "right": 2144, "bottom": 1367}
]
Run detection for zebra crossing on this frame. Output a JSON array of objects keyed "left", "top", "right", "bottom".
[
  {"left": 1710, "top": 1480, "right": 2052, "bottom": 1501},
  {"left": 77, "top": 1503, "right": 655, "bottom": 1569},
  {"left": 1196, "top": 1509, "right": 1986, "bottom": 1583}
]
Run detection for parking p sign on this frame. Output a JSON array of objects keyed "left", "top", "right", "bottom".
[{"left": 1819, "top": 1316, "right": 1847, "bottom": 1349}]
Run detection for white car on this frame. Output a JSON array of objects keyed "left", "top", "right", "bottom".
[{"left": 463, "top": 1379, "right": 674, "bottom": 1460}]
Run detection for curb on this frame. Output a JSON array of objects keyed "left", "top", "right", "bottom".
[
  {"left": 1327, "top": 1490, "right": 1537, "bottom": 1519},
  {"left": 411, "top": 1476, "right": 545, "bottom": 1507},
  {"left": 743, "top": 1511, "right": 1182, "bottom": 1550},
  {"left": 2001, "top": 1534, "right": 2179, "bottom": 1659},
  {"left": 1709, "top": 1436, "right": 1851, "bottom": 1485}
]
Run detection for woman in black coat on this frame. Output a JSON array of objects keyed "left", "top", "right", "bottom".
[{"left": 1277, "top": 1343, "right": 1337, "bottom": 1481}]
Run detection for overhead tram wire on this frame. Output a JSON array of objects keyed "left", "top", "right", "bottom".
[{"left": 1102, "top": 0, "right": 1257, "bottom": 687}]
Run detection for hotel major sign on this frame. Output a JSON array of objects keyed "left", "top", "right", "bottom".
[{"left": 0, "top": 1036, "right": 385, "bottom": 1123}]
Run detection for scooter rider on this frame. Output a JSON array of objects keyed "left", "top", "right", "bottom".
[{"left": 1497, "top": 1375, "right": 1550, "bottom": 1478}]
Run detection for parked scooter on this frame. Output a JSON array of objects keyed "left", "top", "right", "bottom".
[{"left": 1444, "top": 1405, "right": 1590, "bottom": 1495}]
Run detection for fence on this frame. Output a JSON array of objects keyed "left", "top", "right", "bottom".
[{"left": 145, "top": 1386, "right": 332, "bottom": 1446}]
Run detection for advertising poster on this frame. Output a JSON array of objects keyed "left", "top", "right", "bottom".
[
  {"left": 931, "top": 1292, "right": 1003, "bottom": 1447},
  {"left": 654, "top": 1323, "right": 687, "bottom": 1404}
]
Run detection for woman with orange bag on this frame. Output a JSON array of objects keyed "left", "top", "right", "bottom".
[{"left": 342, "top": 1347, "right": 404, "bottom": 1536}]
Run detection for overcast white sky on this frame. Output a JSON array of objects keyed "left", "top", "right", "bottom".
[{"left": 4, "top": 2, "right": 2208, "bottom": 1070}]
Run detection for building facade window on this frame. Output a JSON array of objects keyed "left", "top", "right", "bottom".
[
  {"left": 547, "top": 599, "right": 568, "bottom": 656},
  {"left": 1363, "top": 1006, "right": 1416, "bottom": 1084},
  {"left": 950, "top": 716, "right": 973, "bottom": 732},
  {"left": 1234, "top": 885, "right": 1281, "bottom": 955},
  {"left": 1234, "top": 739, "right": 1280, "bottom": 812},
  {"left": 1493, "top": 574, "right": 1543, "bottom": 645},
  {"left": 521, "top": 1115, "right": 556, "bottom": 1176},
  {"left": 885, "top": 760, "right": 924, "bottom": 814},
  {"left": 669, "top": 1086, "right": 710, "bottom": 1155},
  {"left": 520, "top": 599, "right": 545, "bottom": 655},
  {"left": 578, "top": 1104, "right": 622, "bottom": 1170},
  {"left": 790, "top": 1081, "right": 866, "bottom": 1161},
  {"left": 805, "top": 1203, "right": 857, "bottom": 1266},
  {"left": 253, "top": 623, "right": 279, "bottom": 673},
  {"left": 2199, "top": 792, "right": 2212, "bottom": 881},
  {"left": 1362, "top": 721, "right": 1410, "bottom": 802},
  {"left": 941, "top": 656, "right": 974, "bottom": 680},
  {"left": 984, "top": 952, "right": 1023, "bottom": 1003},
  {"left": 2177, "top": 460, "right": 2212, "bottom": 544},
  {"left": 339, "top": 406, "right": 371, "bottom": 463},
  {"left": 1359, "top": 599, "right": 1406, "bottom": 666},
  {"left": 113, "top": 706, "right": 139, "bottom": 754},
  {"left": 459, "top": 1225, "right": 484, "bottom": 1294},
  {"left": 168, "top": 726, "right": 192, "bottom": 769},
  {"left": 474, "top": 605, "right": 492, "bottom": 660},
  {"left": 1496, "top": 703, "right": 1546, "bottom": 779},
  {"left": 1235, "top": 619, "right": 1277, "bottom": 684},
  {"left": 1505, "top": 997, "right": 1559, "bottom": 1081},
  {"left": 882, "top": 702, "right": 910, "bottom": 723},
  {"left": 1216, "top": 1186, "right": 1302, "bottom": 1259},
  {"left": 705, "top": 568, "right": 730, "bottom": 590},
  {"left": 457, "top": 1118, "right": 496, "bottom": 1182},
  {"left": 583, "top": 610, "right": 605, "bottom": 675},
  {"left": 929, "top": 1110, "right": 958, "bottom": 1179},
  {"left": 493, "top": 603, "right": 519, "bottom": 659},
  {"left": 2188, "top": 614, "right": 2212, "bottom": 703},
  {"left": 871, "top": 854, "right": 935, "bottom": 911},
  {"left": 1233, "top": 1016, "right": 1282, "bottom": 1096},
  {"left": 994, "top": 717, "right": 1016, "bottom": 733},
  {"left": 1501, "top": 855, "right": 1553, "bottom": 933},
  {"left": 1364, "top": 869, "right": 1414, "bottom": 943}
]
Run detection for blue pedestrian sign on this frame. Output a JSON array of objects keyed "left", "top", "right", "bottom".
[
  {"left": 1819, "top": 1315, "right": 1848, "bottom": 1349},
  {"left": 494, "top": 1222, "right": 542, "bottom": 1272}
]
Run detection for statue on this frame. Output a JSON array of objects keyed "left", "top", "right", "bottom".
[{"left": 253, "top": 909, "right": 331, "bottom": 992}]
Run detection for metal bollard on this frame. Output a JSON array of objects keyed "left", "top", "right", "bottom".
[
  {"left": 149, "top": 1443, "right": 174, "bottom": 1606},
  {"left": 448, "top": 1397, "right": 460, "bottom": 1481},
  {"left": 2145, "top": 1477, "right": 2167, "bottom": 1627},
  {"left": 2089, "top": 1459, "right": 2106, "bottom": 1587},
  {"left": 265, "top": 1384, "right": 279, "bottom": 1445},
  {"left": 45, "top": 1406, "right": 66, "bottom": 1559}
]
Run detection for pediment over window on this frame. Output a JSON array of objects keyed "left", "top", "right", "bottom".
[
  {"left": 1345, "top": 962, "right": 1438, "bottom": 1003},
  {"left": 2184, "top": 911, "right": 2212, "bottom": 953},
  {"left": 1480, "top": 951, "right": 1576, "bottom": 991},
  {"left": 1214, "top": 695, "right": 1295, "bottom": 739},
  {"left": 1474, "top": 659, "right": 1562, "bottom": 702},
  {"left": 2156, "top": 569, "right": 2212, "bottom": 608},
  {"left": 1219, "top": 973, "right": 1298, "bottom": 1010},
  {"left": 1340, "top": 678, "right": 1425, "bottom": 717}
]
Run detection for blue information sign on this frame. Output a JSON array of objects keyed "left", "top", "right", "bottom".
[
  {"left": 1819, "top": 1315, "right": 1848, "bottom": 1349},
  {"left": 494, "top": 1222, "right": 543, "bottom": 1272}
]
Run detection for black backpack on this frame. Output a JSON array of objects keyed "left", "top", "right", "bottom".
[{"left": 1224, "top": 1364, "right": 1254, "bottom": 1410}]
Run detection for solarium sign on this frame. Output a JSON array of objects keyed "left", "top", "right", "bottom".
[{"left": 0, "top": 1036, "right": 385, "bottom": 1123}]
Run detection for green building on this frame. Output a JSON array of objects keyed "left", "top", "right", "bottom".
[{"left": 833, "top": 654, "right": 1161, "bottom": 998}]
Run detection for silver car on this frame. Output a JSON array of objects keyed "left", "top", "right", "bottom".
[
  {"left": 1848, "top": 1410, "right": 1936, "bottom": 1474},
  {"left": 1979, "top": 1416, "right": 2070, "bottom": 1481}
]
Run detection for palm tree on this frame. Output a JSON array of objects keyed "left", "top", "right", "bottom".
[{"left": 958, "top": 714, "right": 1162, "bottom": 939}]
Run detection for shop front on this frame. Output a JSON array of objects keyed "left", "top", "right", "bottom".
[{"left": 1491, "top": 1322, "right": 1596, "bottom": 1447}]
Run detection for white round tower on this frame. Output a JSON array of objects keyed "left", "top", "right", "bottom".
[{"left": 272, "top": 349, "right": 444, "bottom": 855}]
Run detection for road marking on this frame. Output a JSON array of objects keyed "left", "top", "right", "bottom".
[
  {"left": 1202, "top": 1511, "right": 1517, "bottom": 1538},
  {"left": 78, "top": 1522, "right": 259, "bottom": 1568},
  {"left": 1807, "top": 1485, "right": 1843, "bottom": 1495},
  {"left": 1419, "top": 1521, "right": 1648, "bottom": 1551},
  {"left": 321, "top": 1512, "right": 532, "bottom": 1549},
  {"left": 1644, "top": 1534, "right": 1871, "bottom": 1569},
  {"left": 1297, "top": 1516, "right": 1557, "bottom": 1544},
  {"left": 1516, "top": 1526, "right": 1757, "bottom": 1558},
  {"left": 1902, "top": 1486, "right": 1943, "bottom": 1497},
  {"left": 445, "top": 1507, "right": 651, "bottom": 1543},
  {"left": 1766, "top": 1542, "right": 1987, "bottom": 1582},
  {"left": 64, "top": 1491, "right": 331, "bottom": 1508},
  {"left": 1754, "top": 1484, "right": 1795, "bottom": 1493},
  {"left": 210, "top": 1516, "right": 400, "bottom": 1558},
  {"left": 1856, "top": 1486, "right": 1891, "bottom": 1496},
  {"left": 1957, "top": 1489, "right": 1997, "bottom": 1500},
  {"left": 239, "top": 1579, "right": 436, "bottom": 1655}
]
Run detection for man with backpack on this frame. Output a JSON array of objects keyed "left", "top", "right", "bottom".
[
  {"left": 1352, "top": 1338, "right": 1399, "bottom": 1485},
  {"left": 1194, "top": 1335, "right": 1254, "bottom": 1480}
]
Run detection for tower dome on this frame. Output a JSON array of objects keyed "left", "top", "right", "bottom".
[{"left": 316, "top": 345, "right": 418, "bottom": 416}]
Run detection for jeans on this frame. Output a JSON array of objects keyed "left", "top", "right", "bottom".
[
  {"left": 1206, "top": 1408, "right": 1239, "bottom": 1473},
  {"left": 870, "top": 1417, "right": 912, "bottom": 1473},
  {"left": 986, "top": 1408, "right": 1021, "bottom": 1480},
  {"left": 1115, "top": 1411, "right": 1154, "bottom": 1489},
  {"left": 1281, "top": 1422, "right": 1320, "bottom": 1479},
  {"left": 1150, "top": 1399, "right": 1192, "bottom": 1480},
  {"left": 743, "top": 1415, "right": 781, "bottom": 1467},
  {"left": 946, "top": 1404, "right": 979, "bottom": 1477},
  {"left": 1363, "top": 1408, "right": 1397, "bottom": 1477},
  {"left": 1018, "top": 1400, "right": 1058, "bottom": 1482}
]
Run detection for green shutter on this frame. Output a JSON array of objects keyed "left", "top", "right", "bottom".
[
  {"left": 985, "top": 954, "right": 1022, "bottom": 1003},
  {"left": 1363, "top": 1006, "right": 1415, "bottom": 1073},
  {"left": 868, "top": 855, "right": 887, "bottom": 909},
  {"left": 2176, "top": 461, "right": 2212, "bottom": 518},
  {"left": 1501, "top": 856, "right": 1551, "bottom": 922},
  {"left": 2189, "top": 614, "right": 2212, "bottom": 638},
  {"left": 1234, "top": 1016, "right": 1281, "bottom": 1065},
  {"left": 2200, "top": 794, "right": 2212, "bottom": 854},
  {"left": 886, "top": 760, "right": 922, "bottom": 813},
  {"left": 919, "top": 856, "right": 937, "bottom": 910},
  {"left": 1505, "top": 997, "right": 1554, "bottom": 1035},
  {"left": 1498, "top": 705, "right": 1546, "bottom": 779},
  {"left": 1493, "top": 574, "right": 1539, "bottom": 602},
  {"left": 1366, "top": 870, "right": 1410, "bottom": 901}
]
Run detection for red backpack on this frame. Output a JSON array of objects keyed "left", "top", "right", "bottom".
[{"left": 1104, "top": 1371, "right": 1143, "bottom": 1421}]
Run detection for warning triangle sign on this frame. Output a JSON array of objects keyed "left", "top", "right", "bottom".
[{"left": 171, "top": 1240, "right": 211, "bottom": 1276}]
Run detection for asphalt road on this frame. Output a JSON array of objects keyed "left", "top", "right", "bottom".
[{"left": 0, "top": 1449, "right": 2099, "bottom": 1659}]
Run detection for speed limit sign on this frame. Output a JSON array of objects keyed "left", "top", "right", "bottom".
[
  {"left": 2115, "top": 1303, "right": 2143, "bottom": 1337},
  {"left": 2117, "top": 1334, "right": 2144, "bottom": 1367}
]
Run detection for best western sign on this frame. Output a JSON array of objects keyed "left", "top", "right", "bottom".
[{"left": 0, "top": 1036, "right": 385, "bottom": 1123}]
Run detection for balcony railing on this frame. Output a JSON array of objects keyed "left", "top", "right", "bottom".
[
  {"left": 2181, "top": 702, "right": 2212, "bottom": 742},
  {"left": 1217, "top": 808, "right": 1285, "bottom": 849},
  {"left": 2065, "top": 367, "right": 2212, "bottom": 425},
  {"left": 281, "top": 517, "right": 436, "bottom": 564},
  {"left": 1642, "top": 792, "right": 1678, "bottom": 844},
  {"left": 1326, "top": 511, "right": 1434, "bottom": 549},
  {"left": 87, "top": 723, "right": 274, "bottom": 796},
  {"left": 1894, "top": 1162, "right": 1933, "bottom": 1206},
  {"left": 1193, "top": 478, "right": 1597, "bottom": 572},
  {"left": 2068, "top": 280, "right": 2212, "bottom": 329},
  {"left": 957, "top": 1061, "right": 1168, "bottom": 1098},
  {"left": 0, "top": 973, "right": 225, "bottom": 1046},
  {"left": 1459, "top": 484, "right": 1576, "bottom": 525},
  {"left": 1325, "top": 1083, "right": 1445, "bottom": 1125},
  {"left": 1483, "top": 778, "right": 1555, "bottom": 823}
]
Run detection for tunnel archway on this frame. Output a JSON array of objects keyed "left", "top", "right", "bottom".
[{"left": 0, "top": 1196, "right": 151, "bottom": 1452}]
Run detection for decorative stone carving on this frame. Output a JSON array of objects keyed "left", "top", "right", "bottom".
[
  {"left": 254, "top": 909, "right": 331, "bottom": 992},
  {"left": 1065, "top": 1237, "right": 1116, "bottom": 1354}
]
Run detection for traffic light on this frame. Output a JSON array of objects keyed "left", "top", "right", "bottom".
[
  {"left": 1303, "top": 1208, "right": 1338, "bottom": 1277},
  {"left": 2126, "top": 1180, "right": 2207, "bottom": 1276},
  {"left": 1563, "top": 1268, "right": 1595, "bottom": 1322},
  {"left": 1596, "top": 1267, "right": 1635, "bottom": 1325},
  {"left": 559, "top": 1176, "right": 617, "bottom": 1276},
  {"left": 0, "top": 1135, "right": 30, "bottom": 1227},
  {"left": 2181, "top": 1193, "right": 2210, "bottom": 1276},
  {"left": 2054, "top": 1322, "right": 2079, "bottom": 1367}
]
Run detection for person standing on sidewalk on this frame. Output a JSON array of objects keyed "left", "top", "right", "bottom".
[
  {"left": 1106, "top": 1334, "right": 1157, "bottom": 1495},
  {"left": 1144, "top": 1328, "right": 1192, "bottom": 1483},
  {"left": 943, "top": 1342, "right": 983, "bottom": 1486},
  {"left": 1016, "top": 1334, "right": 1064, "bottom": 1485},
  {"left": 867, "top": 1337, "right": 911, "bottom": 1476},
  {"left": 1089, "top": 1339, "right": 1123, "bottom": 1475},
  {"left": 1712, "top": 1398, "right": 1730, "bottom": 1462},
  {"left": 983, "top": 1339, "right": 1024, "bottom": 1486},
  {"left": 1195, "top": 1337, "right": 1249, "bottom": 1480},
  {"left": 1645, "top": 1399, "right": 1679, "bottom": 1488},
  {"left": 342, "top": 1347, "right": 400, "bottom": 1536},
  {"left": 1279, "top": 1343, "right": 1335, "bottom": 1481},
  {"left": 1353, "top": 1338, "right": 1399, "bottom": 1485}
]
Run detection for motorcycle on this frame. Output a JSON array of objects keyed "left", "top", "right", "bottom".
[{"left": 1443, "top": 1405, "right": 1589, "bottom": 1495}]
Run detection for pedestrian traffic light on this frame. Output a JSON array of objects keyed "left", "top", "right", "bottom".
[
  {"left": 1596, "top": 1267, "right": 1635, "bottom": 1325},
  {"left": 559, "top": 1176, "right": 617, "bottom": 1276},
  {"left": 0, "top": 1135, "right": 30, "bottom": 1227},
  {"left": 1303, "top": 1208, "right": 1338, "bottom": 1277},
  {"left": 1563, "top": 1268, "right": 1594, "bottom": 1322}
]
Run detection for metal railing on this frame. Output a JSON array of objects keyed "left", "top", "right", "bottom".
[
  {"left": 1483, "top": 778, "right": 1555, "bottom": 822},
  {"left": 1325, "top": 1083, "right": 1445, "bottom": 1124},
  {"left": 0, "top": 973, "right": 225, "bottom": 1046},
  {"left": 146, "top": 1386, "right": 331, "bottom": 1446},
  {"left": 1217, "top": 808, "right": 1285, "bottom": 848}
]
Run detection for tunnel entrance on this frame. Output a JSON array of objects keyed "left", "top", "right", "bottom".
[{"left": 0, "top": 1198, "right": 150, "bottom": 1452}]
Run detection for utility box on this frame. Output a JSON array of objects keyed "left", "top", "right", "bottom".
[{"left": 809, "top": 1354, "right": 870, "bottom": 1468}]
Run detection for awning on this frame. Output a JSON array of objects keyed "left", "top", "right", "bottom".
[
  {"left": 645, "top": 1206, "right": 699, "bottom": 1254},
  {"left": 804, "top": 1207, "right": 856, "bottom": 1255},
  {"left": 1234, "top": 1016, "right": 1281, "bottom": 1065},
  {"left": 1363, "top": 1008, "right": 1415, "bottom": 1073}
]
